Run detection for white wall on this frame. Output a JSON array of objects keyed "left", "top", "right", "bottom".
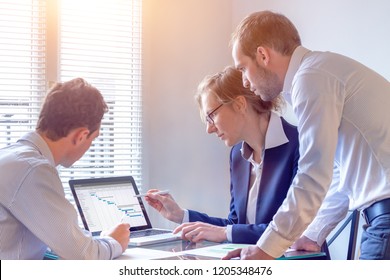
[
  {"left": 232, "top": 0, "right": 390, "bottom": 79},
  {"left": 142, "top": 0, "right": 234, "bottom": 229},
  {"left": 143, "top": 0, "right": 389, "bottom": 258}
]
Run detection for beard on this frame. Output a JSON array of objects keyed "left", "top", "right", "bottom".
[{"left": 253, "top": 62, "right": 282, "bottom": 102}]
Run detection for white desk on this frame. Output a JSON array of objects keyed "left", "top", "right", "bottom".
[
  {"left": 45, "top": 240, "right": 327, "bottom": 260},
  {"left": 121, "top": 240, "right": 327, "bottom": 260}
]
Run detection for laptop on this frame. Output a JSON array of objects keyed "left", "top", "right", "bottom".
[{"left": 69, "top": 176, "right": 181, "bottom": 246}]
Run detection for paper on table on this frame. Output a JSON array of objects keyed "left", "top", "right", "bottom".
[
  {"left": 116, "top": 247, "right": 183, "bottom": 260},
  {"left": 182, "top": 243, "right": 250, "bottom": 259}
]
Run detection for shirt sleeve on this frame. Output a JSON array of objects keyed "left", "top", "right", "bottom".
[
  {"left": 182, "top": 209, "right": 190, "bottom": 223},
  {"left": 11, "top": 164, "right": 122, "bottom": 259},
  {"left": 257, "top": 69, "right": 345, "bottom": 257},
  {"left": 302, "top": 163, "right": 349, "bottom": 245},
  {"left": 226, "top": 225, "right": 233, "bottom": 242}
]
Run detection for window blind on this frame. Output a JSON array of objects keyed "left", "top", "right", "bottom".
[
  {"left": 58, "top": 0, "right": 143, "bottom": 194},
  {"left": 0, "top": 0, "right": 46, "bottom": 147},
  {"left": 0, "top": 0, "right": 143, "bottom": 200}
]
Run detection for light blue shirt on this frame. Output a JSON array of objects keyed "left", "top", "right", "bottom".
[
  {"left": 0, "top": 131, "right": 122, "bottom": 259},
  {"left": 257, "top": 46, "right": 390, "bottom": 257}
]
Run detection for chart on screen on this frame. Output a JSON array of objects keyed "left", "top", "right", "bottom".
[{"left": 75, "top": 183, "right": 146, "bottom": 231}]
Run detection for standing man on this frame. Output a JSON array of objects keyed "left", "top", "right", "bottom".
[
  {"left": 0, "top": 78, "right": 130, "bottom": 259},
  {"left": 224, "top": 10, "right": 390, "bottom": 260}
]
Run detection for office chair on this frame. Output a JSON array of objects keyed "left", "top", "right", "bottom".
[
  {"left": 327, "top": 210, "right": 360, "bottom": 260},
  {"left": 346, "top": 210, "right": 360, "bottom": 259}
]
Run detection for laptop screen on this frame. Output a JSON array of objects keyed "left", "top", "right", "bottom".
[{"left": 69, "top": 176, "right": 152, "bottom": 235}]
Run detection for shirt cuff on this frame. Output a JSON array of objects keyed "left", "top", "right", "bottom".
[
  {"left": 302, "top": 228, "right": 323, "bottom": 246},
  {"left": 303, "top": 224, "right": 333, "bottom": 246},
  {"left": 102, "top": 236, "right": 123, "bottom": 259},
  {"left": 226, "top": 225, "right": 233, "bottom": 242},
  {"left": 182, "top": 209, "right": 190, "bottom": 223},
  {"left": 256, "top": 226, "right": 293, "bottom": 258}
]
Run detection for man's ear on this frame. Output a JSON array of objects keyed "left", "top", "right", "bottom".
[
  {"left": 256, "top": 46, "right": 270, "bottom": 66},
  {"left": 71, "top": 128, "right": 90, "bottom": 145}
]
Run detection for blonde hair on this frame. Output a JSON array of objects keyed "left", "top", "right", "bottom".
[
  {"left": 195, "top": 66, "right": 282, "bottom": 122},
  {"left": 231, "top": 10, "right": 301, "bottom": 59}
]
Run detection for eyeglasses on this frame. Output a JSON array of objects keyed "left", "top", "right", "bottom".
[{"left": 205, "top": 103, "right": 224, "bottom": 125}]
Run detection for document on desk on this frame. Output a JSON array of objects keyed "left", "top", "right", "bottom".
[
  {"left": 182, "top": 243, "right": 249, "bottom": 259},
  {"left": 179, "top": 244, "right": 326, "bottom": 260},
  {"left": 116, "top": 248, "right": 183, "bottom": 260}
]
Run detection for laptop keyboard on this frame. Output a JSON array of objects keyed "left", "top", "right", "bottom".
[{"left": 131, "top": 229, "right": 171, "bottom": 238}]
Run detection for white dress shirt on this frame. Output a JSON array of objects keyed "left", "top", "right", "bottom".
[
  {"left": 257, "top": 46, "right": 390, "bottom": 257},
  {"left": 0, "top": 131, "right": 123, "bottom": 259},
  {"left": 245, "top": 156, "right": 263, "bottom": 225},
  {"left": 242, "top": 111, "right": 289, "bottom": 225}
]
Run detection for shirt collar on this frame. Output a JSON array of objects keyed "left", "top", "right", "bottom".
[
  {"left": 241, "top": 111, "right": 289, "bottom": 161},
  {"left": 18, "top": 131, "right": 56, "bottom": 167},
  {"left": 282, "top": 46, "right": 311, "bottom": 104}
]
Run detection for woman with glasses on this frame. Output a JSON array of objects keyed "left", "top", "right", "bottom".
[{"left": 145, "top": 66, "right": 305, "bottom": 246}]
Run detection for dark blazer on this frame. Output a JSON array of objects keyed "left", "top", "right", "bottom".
[{"left": 189, "top": 117, "right": 299, "bottom": 244}]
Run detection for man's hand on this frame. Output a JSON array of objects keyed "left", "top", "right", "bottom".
[
  {"left": 290, "top": 236, "right": 321, "bottom": 252},
  {"left": 103, "top": 223, "right": 130, "bottom": 252},
  {"left": 222, "top": 245, "right": 274, "bottom": 260}
]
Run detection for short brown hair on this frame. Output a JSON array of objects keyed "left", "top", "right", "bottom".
[
  {"left": 231, "top": 10, "right": 301, "bottom": 59},
  {"left": 195, "top": 66, "right": 282, "bottom": 122},
  {"left": 36, "top": 78, "right": 108, "bottom": 141}
]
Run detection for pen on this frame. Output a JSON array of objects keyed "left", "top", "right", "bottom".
[
  {"left": 120, "top": 212, "right": 133, "bottom": 225},
  {"left": 133, "top": 190, "right": 170, "bottom": 197}
]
